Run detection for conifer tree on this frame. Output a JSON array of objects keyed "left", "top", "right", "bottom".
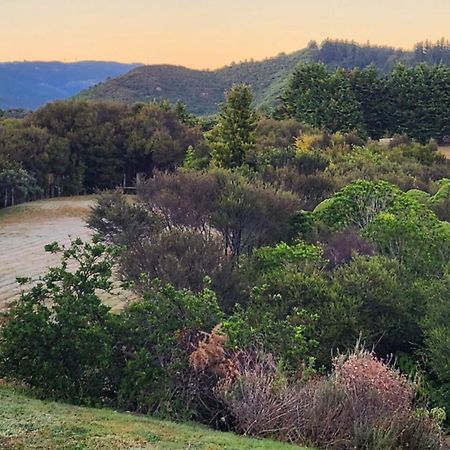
[{"left": 211, "top": 84, "right": 257, "bottom": 169}]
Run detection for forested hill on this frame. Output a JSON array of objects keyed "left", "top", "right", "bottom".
[
  {"left": 78, "top": 39, "right": 450, "bottom": 115},
  {"left": 0, "top": 61, "right": 140, "bottom": 110},
  {"left": 78, "top": 49, "right": 313, "bottom": 115}
]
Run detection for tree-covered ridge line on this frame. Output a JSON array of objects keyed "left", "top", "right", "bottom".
[
  {"left": 0, "top": 100, "right": 207, "bottom": 208},
  {"left": 78, "top": 38, "right": 450, "bottom": 115}
]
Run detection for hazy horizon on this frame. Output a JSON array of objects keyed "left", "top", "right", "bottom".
[
  {"left": 0, "top": 37, "right": 446, "bottom": 71},
  {"left": 1, "top": 0, "right": 450, "bottom": 69}
]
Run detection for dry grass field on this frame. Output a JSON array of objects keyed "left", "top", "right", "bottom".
[
  {"left": 0, "top": 196, "right": 133, "bottom": 311},
  {"left": 439, "top": 145, "right": 450, "bottom": 159}
]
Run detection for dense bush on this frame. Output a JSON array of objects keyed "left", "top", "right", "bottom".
[
  {"left": 0, "top": 100, "right": 205, "bottom": 206},
  {"left": 87, "top": 190, "right": 162, "bottom": 246},
  {"left": 0, "top": 239, "right": 224, "bottom": 418},
  {"left": 121, "top": 229, "right": 228, "bottom": 293},
  {"left": 0, "top": 239, "right": 119, "bottom": 403},
  {"left": 281, "top": 62, "right": 450, "bottom": 143},
  {"left": 115, "top": 283, "right": 223, "bottom": 417},
  {"left": 314, "top": 179, "right": 401, "bottom": 230},
  {"left": 138, "top": 169, "right": 299, "bottom": 261}
]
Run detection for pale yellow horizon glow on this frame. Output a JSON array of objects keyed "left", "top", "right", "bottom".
[{"left": 1, "top": 0, "right": 449, "bottom": 69}]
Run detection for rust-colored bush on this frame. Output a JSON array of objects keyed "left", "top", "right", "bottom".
[
  {"left": 334, "top": 348, "right": 412, "bottom": 413},
  {"left": 210, "top": 346, "right": 445, "bottom": 449},
  {"left": 189, "top": 325, "right": 239, "bottom": 381}
]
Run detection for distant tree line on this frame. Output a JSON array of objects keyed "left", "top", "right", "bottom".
[
  {"left": 315, "top": 38, "right": 450, "bottom": 72},
  {"left": 0, "top": 100, "right": 206, "bottom": 207},
  {"left": 280, "top": 62, "right": 450, "bottom": 142}
]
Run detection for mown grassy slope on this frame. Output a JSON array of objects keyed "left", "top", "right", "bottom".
[{"left": 0, "top": 385, "right": 311, "bottom": 450}]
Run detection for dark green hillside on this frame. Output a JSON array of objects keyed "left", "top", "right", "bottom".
[
  {"left": 215, "top": 49, "right": 313, "bottom": 109},
  {"left": 78, "top": 39, "right": 450, "bottom": 115},
  {"left": 79, "top": 65, "right": 227, "bottom": 115},
  {"left": 79, "top": 49, "right": 313, "bottom": 115}
]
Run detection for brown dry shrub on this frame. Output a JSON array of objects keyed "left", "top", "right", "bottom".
[
  {"left": 334, "top": 348, "right": 412, "bottom": 414},
  {"left": 189, "top": 325, "right": 239, "bottom": 381},
  {"left": 215, "top": 351, "right": 297, "bottom": 438},
  {"left": 212, "top": 347, "right": 445, "bottom": 450}
]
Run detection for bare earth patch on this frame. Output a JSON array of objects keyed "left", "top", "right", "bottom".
[{"left": 0, "top": 196, "right": 133, "bottom": 311}]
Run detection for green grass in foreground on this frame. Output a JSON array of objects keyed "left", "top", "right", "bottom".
[{"left": 0, "top": 385, "right": 310, "bottom": 450}]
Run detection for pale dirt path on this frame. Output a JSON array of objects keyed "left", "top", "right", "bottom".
[{"left": 0, "top": 196, "right": 133, "bottom": 311}]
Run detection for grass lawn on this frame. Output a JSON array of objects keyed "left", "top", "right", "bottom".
[{"left": 0, "top": 384, "right": 311, "bottom": 450}]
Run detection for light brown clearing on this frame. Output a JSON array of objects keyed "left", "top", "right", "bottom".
[
  {"left": 0, "top": 196, "right": 133, "bottom": 311},
  {"left": 439, "top": 145, "right": 450, "bottom": 159}
]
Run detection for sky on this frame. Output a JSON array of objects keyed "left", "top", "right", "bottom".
[{"left": 1, "top": 0, "right": 449, "bottom": 68}]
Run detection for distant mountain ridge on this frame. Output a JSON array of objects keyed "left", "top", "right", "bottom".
[
  {"left": 78, "top": 39, "right": 450, "bottom": 115},
  {"left": 0, "top": 61, "right": 140, "bottom": 110},
  {"left": 78, "top": 49, "right": 313, "bottom": 115},
  {"left": 2, "top": 39, "right": 449, "bottom": 114}
]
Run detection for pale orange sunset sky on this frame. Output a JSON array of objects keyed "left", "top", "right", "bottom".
[{"left": 1, "top": 0, "right": 449, "bottom": 68}]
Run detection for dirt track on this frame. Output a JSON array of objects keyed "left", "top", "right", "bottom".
[{"left": 0, "top": 196, "right": 132, "bottom": 311}]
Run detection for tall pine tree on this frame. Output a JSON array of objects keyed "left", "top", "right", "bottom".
[{"left": 211, "top": 84, "right": 257, "bottom": 169}]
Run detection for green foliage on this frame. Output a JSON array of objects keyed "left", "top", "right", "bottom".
[
  {"left": 116, "top": 283, "right": 223, "bottom": 416},
  {"left": 314, "top": 180, "right": 401, "bottom": 230},
  {"left": 250, "top": 241, "right": 323, "bottom": 275},
  {"left": 0, "top": 100, "right": 204, "bottom": 206},
  {"left": 88, "top": 190, "right": 161, "bottom": 246},
  {"left": 387, "top": 64, "right": 450, "bottom": 143},
  {"left": 0, "top": 237, "right": 224, "bottom": 416},
  {"left": 323, "top": 142, "right": 449, "bottom": 193},
  {"left": 0, "top": 167, "right": 42, "bottom": 207},
  {"left": 0, "top": 239, "right": 118, "bottom": 403},
  {"left": 420, "top": 276, "right": 450, "bottom": 416},
  {"left": 211, "top": 84, "right": 257, "bottom": 169},
  {"left": 365, "top": 196, "right": 450, "bottom": 277},
  {"left": 331, "top": 256, "right": 423, "bottom": 357},
  {"left": 183, "top": 145, "right": 210, "bottom": 170},
  {"left": 281, "top": 63, "right": 366, "bottom": 135},
  {"left": 281, "top": 62, "right": 450, "bottom": 142},
  {"left": 405, "top": 188, "right": 431, "bottom": 205},
  {"left": 348, "top": 65, "right": 387, "bottom": 139},
  {"left": 428, "top": 178, "right": 450, "bottom": 220},
  {"left": 224, "top": 294, "right": 318, "bottom": 372}
]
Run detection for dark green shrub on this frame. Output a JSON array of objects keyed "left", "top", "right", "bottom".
[
  {"left": 116, "top": 283, "right": 223, "bottom": 418},
  {"left": 121, "top": 229, "right": 227, "bottom": 293},
  {"left": 0, "top": 239, "right": 119, "bottom": 404},
  {"left": 88, "top": 190, "right": 162, "bottom": 246}
]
